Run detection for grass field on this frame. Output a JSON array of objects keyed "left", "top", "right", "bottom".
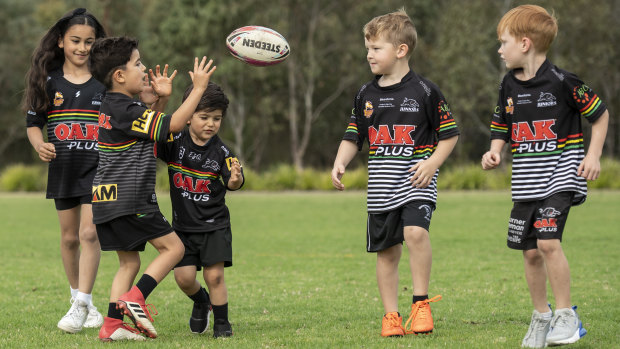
[{"left": 0, "top": 190, "right": 618, "bottom": 348}]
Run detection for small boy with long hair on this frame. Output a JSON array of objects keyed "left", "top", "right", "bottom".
[
  {"left": 89, "top": 36, "right": 216, "bottom": 341},
  {"left": 332, "top": 9, "right": 459, "bottom": 337},
  {"left": 482, "top": 5, "right": 609, "bottom": 348}
]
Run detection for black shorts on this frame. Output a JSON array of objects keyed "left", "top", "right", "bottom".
[
  {"left": 366, "top": 201, "right": 435, "bottom": 252},
  {"left": 175, "top": 227, "right": 233, "bottom": 269},
  {"left": 507, "top": 191, "right": 574, "bottom": 250},
  {"left": 54, "top": 194, "right": 91, "bottom": 210},
  {"left": 96, "top": 211, "right": 174, "bottom": 251}
]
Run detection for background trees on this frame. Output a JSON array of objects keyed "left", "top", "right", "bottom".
[{"left": 3, "top": 0, "right": 617, "bottom": 171}]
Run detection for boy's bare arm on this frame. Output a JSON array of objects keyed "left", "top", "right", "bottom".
[
  {"left": 409, "top": 135, "right": 458, "bottom": 188},
  {"left": 169, "top": 57, "right": 216, "bottom": 133},
  {"left": 331, "top": 140, "right": 358, "bottom": 191},
  {"left": 481, "top": 139, "right": 507, "bottom": 170},
  {"left": 578, "top": 110, "right": 609, "bottom": 180}
]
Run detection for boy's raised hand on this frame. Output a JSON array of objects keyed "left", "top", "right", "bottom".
[
  {"left": 189, "top": 56, "right": 216, "bottom": 90},
  {"left": 149, "top": 64, "right": 178, "bottom": 98}
]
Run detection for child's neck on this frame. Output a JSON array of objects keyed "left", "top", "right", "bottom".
[
  {"left": 62, "top": 61, "right": 91, "bottom": 84},
  {"left": 514, "top": 53, "right": 547, "bottom": 81},
  {"left": 378, "top": 62, "right": 410, "bottom": 87}
]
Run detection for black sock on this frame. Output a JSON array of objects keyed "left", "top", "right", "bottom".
[
  {"left": 212, "top": 303, "right": 228, "bottom": 321},
  {"left": 108, "top": 302, "right": 123, "bottom": 320},
  {"left": 136, "top": 274, "right": 158, "bottom": 300},
  {"left": 413, "top": 294, "right": 428, "bottom": 304},
  {"left": 189, "top": 286, "right": 210, "bottom": 304}
]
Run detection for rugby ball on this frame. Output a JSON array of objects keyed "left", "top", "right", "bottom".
[{"left": 226, "top": 26, "right": 290, "bottom": 66}]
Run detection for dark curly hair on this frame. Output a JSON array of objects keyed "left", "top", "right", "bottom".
[{"left": 182, "top": 82, "right": 229, "bottom": 116}]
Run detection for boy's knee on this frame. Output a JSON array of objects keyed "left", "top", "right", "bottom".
[
  {"left": 79, "top": 227, "right": 99, "bottom": 246},
  {"left": 403, "top": 227, "right": 429, "bottom": 244},
  {"left": 204, "top": 268, "right": 225, "bottom": 288},
  {"left": 174, "top": 272, "right": 195, "bottom": 290},
  {"left": 60, "top": 233, "right": 80, "bottom": 250},
  {"left": 536, "top": 239, "right": 562, "bottom": 255}
]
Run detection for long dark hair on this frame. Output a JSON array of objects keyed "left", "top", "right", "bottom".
[{"left": 23, "top": 8, "right": 106, "bottom": 113}]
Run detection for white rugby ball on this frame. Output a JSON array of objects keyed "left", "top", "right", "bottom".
[{"left": 226, "top": 26, "right": 290, "bottom": 66}]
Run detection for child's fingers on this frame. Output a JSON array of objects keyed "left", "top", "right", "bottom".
[
  {"left": 188, "top": 71, "right": 194, "bottom": 81},
  {"left": 168, "top": 69, "right": 178, "bottom": 80}
]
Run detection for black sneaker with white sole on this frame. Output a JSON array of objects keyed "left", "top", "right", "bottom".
[
  {"left": 189, "top": 302, "right": 212, "bottom": 334},
  {"left": 213, "top": 318, "right": 233, "bottom": 338}
]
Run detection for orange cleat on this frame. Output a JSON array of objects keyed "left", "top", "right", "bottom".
[
  {"left": 381, "top": 311, "right": 405, "bottom": 337},
  {"left": 404, "top": 295, "right": 442, "bottom": 335}
]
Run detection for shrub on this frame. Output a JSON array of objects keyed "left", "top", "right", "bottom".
[{"left": 0, "top": 164, "right": 47, "bottom": 192}]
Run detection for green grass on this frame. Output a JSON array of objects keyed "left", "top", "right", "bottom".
[{"left": 0, "top": 191, "right": 618, "bottom": 348}]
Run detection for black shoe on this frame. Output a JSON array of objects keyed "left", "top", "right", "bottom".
[
  {"left": 189, "top": 302, "right": 212, "bottom": 334},
  {"left": 213, "top": 318, "right": 233, "bottom": 338}
]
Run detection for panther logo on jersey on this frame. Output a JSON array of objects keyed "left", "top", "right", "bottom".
[
  {"left": 53, "top": 91, "right": 64, "bottom": 106},
  {"left": 537, "top": 92, "right": 557, "bottom": 107}
]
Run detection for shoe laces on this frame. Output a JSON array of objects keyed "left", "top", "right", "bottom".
[
  {"left": 550, "top": 310, "right": 573, "bottom": 329},
  {"left": 121, "top": 321, "right": 143, "bottom": 334},
  {"left": 143, "top": 304, "right": 158, "bottom": 323},
  {"left": 404, "top": 295, "right": 442, "bottom": 331},
  {"left": 383, "top": 313, "right": 402, "bottom": 328}
]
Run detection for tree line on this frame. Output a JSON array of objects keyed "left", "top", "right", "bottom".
[{"left": 1, "top": 0, "right": 617, "bottom": 171}]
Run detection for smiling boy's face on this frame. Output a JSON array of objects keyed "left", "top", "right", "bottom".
[{"left": 364, "top": 35, "right": 400, "bottom": 76}]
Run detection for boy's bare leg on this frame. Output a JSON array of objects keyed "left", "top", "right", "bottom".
[
  {"left": 376, "top": 244, "right": 402, "bottom": 313},
  {"left": 57, "top": 207, "right": 81, "bottom": 289},
  {"left": 145, "top": 232, "right": 185, "bottom": 282},
  {"left": 403, "top": 226, "right": 431, "bottom": 296},
  {"left": 523, "top": 249, "right": 549, "bottom": 312},
  {"left": 174, "top": 266, "right": 200, "bottom": 295},
  {"left": 204, "top": 263, "right": 227, "bottom": 305},
  {"left": 110, "top": 251, "right": 141, "bottom": 302},
  {"left": 537, "top": 239, "right": 571, "bottom": 309}
]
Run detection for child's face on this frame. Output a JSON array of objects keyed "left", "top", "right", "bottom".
[
  {"left": 58, "top": 24, "right": 96, "bottom": 69},
  {"left": 498, "top": 29, "right": 524, "bottom": 70},
  {"left": 120, "top": 49, "right": 147, "bottom": 96},
  {"left": 188, "top": 109, "right": 223, "bottom": 145},
  {"left": 365, "top": 35, "right": 399, "bottom": 75}
]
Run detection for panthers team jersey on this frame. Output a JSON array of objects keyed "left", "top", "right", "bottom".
[
  {"left": 26, "top": 69, "right": 104, "bottom": 198},
  {"left": 343, "top": 70, "right": 459, "bottom": 213},
  {"left": 156, "top": 130, "right": 244, "bottom": 233},
  {"left": 92, "top": 92, "right": 172, "bottom": 224},
  {"left": 490, "top": 59, "right": 607, "bottom": 204}
]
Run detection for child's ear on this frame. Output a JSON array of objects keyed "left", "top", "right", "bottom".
[
  {"left": 112, "top": 68, "right": 125, "bottom": 84},
  {"left": 58, "top": 36, "right": 64, "bottom": 48},
  {"left": 396, "top": 43, "right": 409, "bottom": 58},
  {"left": 521, "top": 37, "right": 532, "bottom": 52}
]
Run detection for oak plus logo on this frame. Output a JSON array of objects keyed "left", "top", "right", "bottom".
[
  {"left": 537, "top": 92, "right": 557, "bottom": 107},
  {"left": 534, "top": 207, "right": 561, "bottom": 232},
  {"left": 400, "top": 97, "right": 419, "bottom": 112}
]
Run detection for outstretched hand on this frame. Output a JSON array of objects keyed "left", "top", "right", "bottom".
[
  {"left": 188, "top": 56, "right": 216, "bottom": 90},
  {"left": 149, "top": 64, "right": 177, "bottom": 98}
]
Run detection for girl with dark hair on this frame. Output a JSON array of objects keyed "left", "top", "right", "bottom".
[{"left": 24, "top": 8, "right": 106, "bottom": 334}]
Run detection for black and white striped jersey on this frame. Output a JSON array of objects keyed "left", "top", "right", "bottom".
[
  {"left": 343, "top": 70, "right": 459, "bottom": 213},
  {"left": 490, "top": 59, "right": 607, "bottom": 205},
  {"left": 92, "top": 92, "right": 171, "bottom": 224}
]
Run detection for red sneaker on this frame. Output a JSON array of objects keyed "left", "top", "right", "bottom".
[
  {"left": 99, "top": 317, "right": 145, "bottom": 342},
  {"left": 381, "top": 312, "right": 405, "bottom": 337},
  {"left": 404, "top": 295, "right": 442, "bottom": 335},
  {"left": 117, "top": 286, "right": 158, "bottom": 338}
]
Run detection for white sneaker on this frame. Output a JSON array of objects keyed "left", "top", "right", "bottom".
[
  {"left": 522, "top": 309, "right": 552, "bottom": 348},
  {"left": 83, "top": 304, "right": 104, "bottom": 328},
  {"left": 546, "top": 307, "right": 585, "bottom": 346},
  {"left": 57, "top": 299, "right": 88, "bottom": 333}
]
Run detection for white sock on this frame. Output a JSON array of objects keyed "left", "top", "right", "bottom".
[
  {"left": 76, "top": 292, "right": 92, "bottom": 306},
  {"left": 70, "top": 287, "right": 78, "bottom": 300}
]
